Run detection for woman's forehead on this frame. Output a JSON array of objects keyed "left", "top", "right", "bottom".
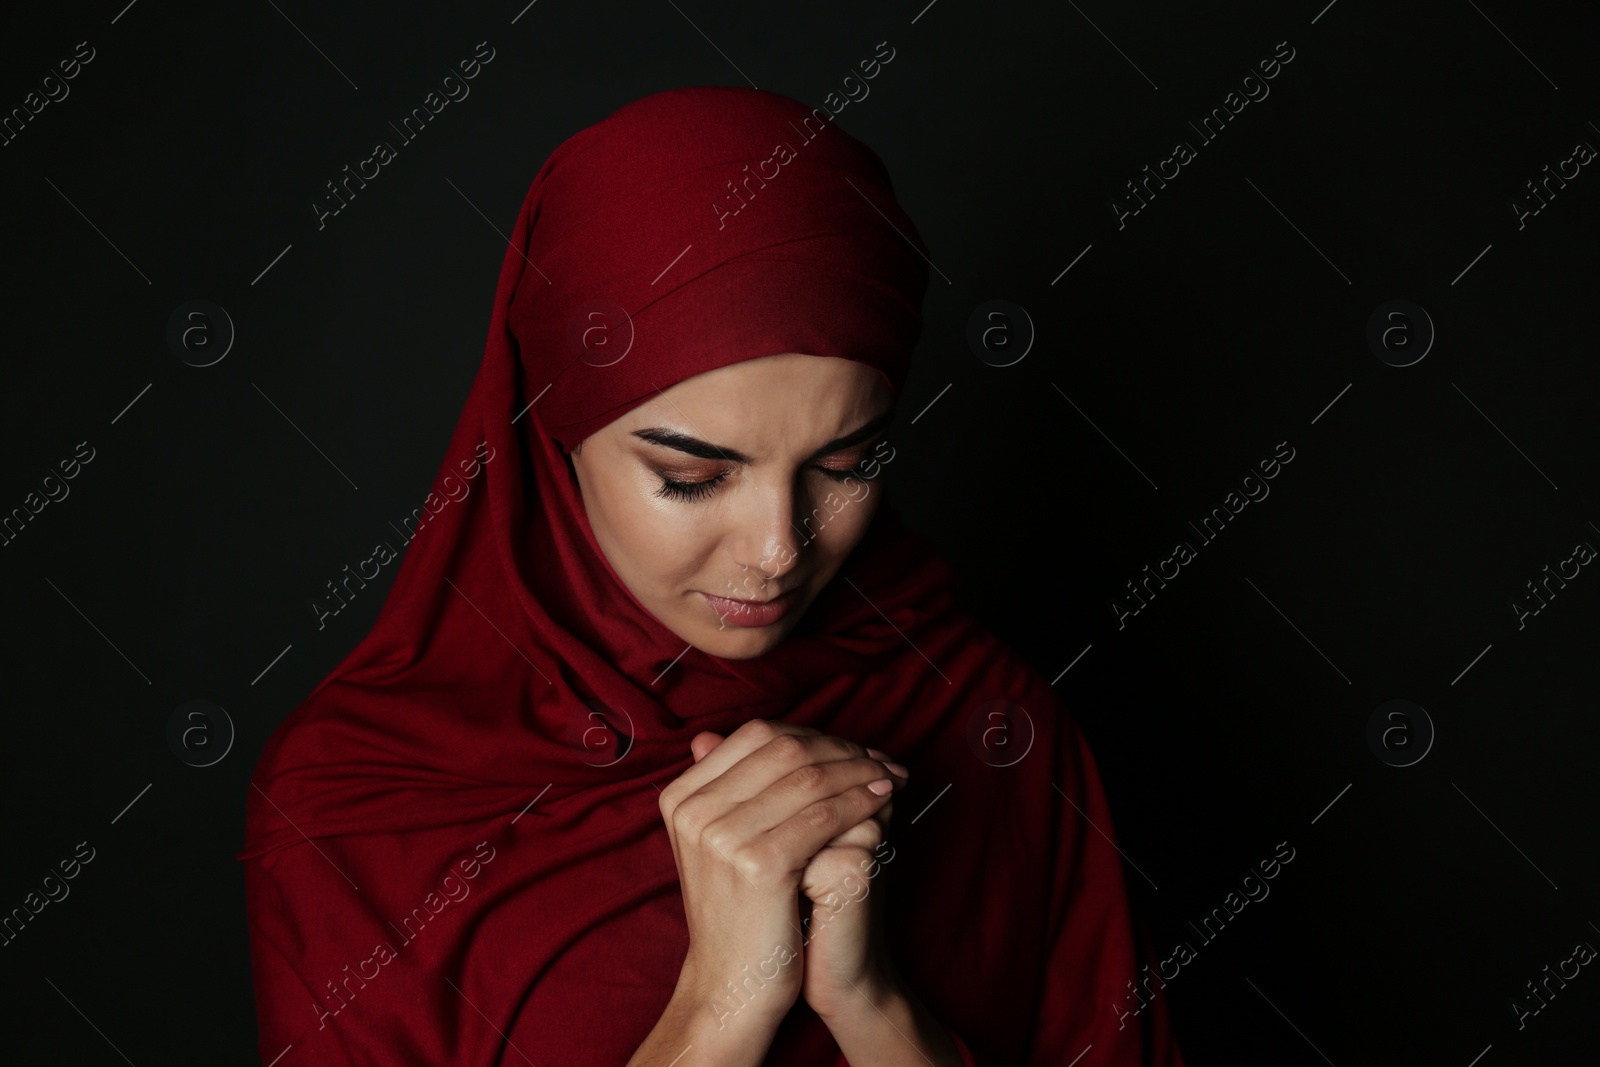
[{"left": 616, "top": 356, "right": 892, "bottom": 451}]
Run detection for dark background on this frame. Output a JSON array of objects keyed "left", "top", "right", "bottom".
[{"left": 2, "top": 0, "right": 1597, "bottom": 1063}]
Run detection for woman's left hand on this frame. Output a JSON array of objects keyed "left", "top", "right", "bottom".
[{"left": 689, "top": 730, "right": 907, "bottom": 1021}]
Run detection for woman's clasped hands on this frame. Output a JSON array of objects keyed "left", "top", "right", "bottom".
[{"left": 655, "top": 718, "right": 909, "bottom": 1034}]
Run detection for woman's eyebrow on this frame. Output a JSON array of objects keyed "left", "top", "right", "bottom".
[{"left": 631, "top": 409, "right": 895, "bottom": 464}]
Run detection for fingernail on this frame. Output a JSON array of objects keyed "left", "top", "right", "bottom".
[
  {"left": 867, "top": 747, "right": 890, "bottom": 761},
  {"left": 867, "top": 778, "right": 894, "bottom": 796},
  {"left": 883, "top": 760, "right": 910, "bottom": 778}
]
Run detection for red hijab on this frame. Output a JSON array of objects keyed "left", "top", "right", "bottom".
[{"left": 240, "top": 85, "right": 1186, "bottom": 1067}]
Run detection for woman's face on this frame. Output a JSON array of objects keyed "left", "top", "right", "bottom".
[{"left": 569, "top": 352, "right": 895, "bottom": 660}]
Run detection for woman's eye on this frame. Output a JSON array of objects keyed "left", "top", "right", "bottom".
[
  {"left": 654, "top": 471, "right": 729, "bottom": 501},
  {"left": 815, "top": 463, "right": 862, "bottom": 482},
  {"left": 652, "top": 460, "right": 868, "bottom": 503}
]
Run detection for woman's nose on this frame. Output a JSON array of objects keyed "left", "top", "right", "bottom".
[{"left": 731, "top": 477, "right": 806, "bottom": 583}]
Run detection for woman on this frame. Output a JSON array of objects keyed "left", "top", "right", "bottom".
[{"left": 239, "top": 85, "right": 1186, "bottom": 1066}]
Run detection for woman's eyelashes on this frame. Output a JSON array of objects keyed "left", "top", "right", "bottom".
[
  {"left": 652, "top": 460, "right": 866, "bottom": 502},
  {"left": 654, "top": 470, "right": 729, "bottom": 501}
]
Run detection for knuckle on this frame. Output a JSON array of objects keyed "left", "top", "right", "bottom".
[
  {"left": 767, "top": 732, "right": 808, "bottom": 764},
  {"left": 789, "top": 761, "right": 828, "bottom": 793},
  {"left": 732, "top": 843, "right": 771, "bottom": 885},
  {"left": 671, "top": 796, "right": 705, "bottom": 831},
  {"left": 809, "top": 848, "right": 852, "bottom": 883},
  {"left": 700, "top": 822, "right": 736, "bottom": 857},
  {"left": 801, "top": 800, "right": 841, "bottom": 836},
  {"left": 739, "top": 718, "right": 777, "bottom": 744},
  {"left": 836, "top": 737, "right": 869, "bottom": 759}
]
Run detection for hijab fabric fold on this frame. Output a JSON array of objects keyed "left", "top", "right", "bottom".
[{"left": 240, "top": 84, "right": 1186, "bottom": 1067}]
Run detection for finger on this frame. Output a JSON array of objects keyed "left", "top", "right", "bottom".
[
  {"left": 660, "top": 719, "right": 820, "bottom": 811},
  {"left": 819, "top": 814, "right": 882, "bottom": 853},
  {"left": 801, "top": 841, "right": 878, "bottom": 907},
  {"left": 867, "top": 748, "right": 910, "bottom": 780},
  {"left": 768, "top": 783, "right": 896, "bottom": 876},
  {"left": 756, "top": 772, "right": 905, "bottom": 870},
  {"left": 690, "top": 732, "right": 724, "bottom": 763},
  {"left": 823, "top": 798, "right": 892, "bottom": 850},
  {"left": 705, "top": 732, "right": 907, "bottom": 819}
]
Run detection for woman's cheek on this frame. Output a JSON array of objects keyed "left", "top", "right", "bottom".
[{"left": 826, "top": 488, "right": 880, "bottom": 551}]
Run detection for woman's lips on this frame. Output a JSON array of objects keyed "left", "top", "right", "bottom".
[{"left": 699, "top": 587, "right": 801, "bottom": 628}]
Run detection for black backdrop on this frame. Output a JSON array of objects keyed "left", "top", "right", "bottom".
[{"left": 2, "top": 1, "right": 1597, "bottom": 1063}]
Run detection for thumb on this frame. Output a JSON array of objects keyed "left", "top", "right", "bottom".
[{"left": 690, "top": 731, "right": 725, "bottom": 762}]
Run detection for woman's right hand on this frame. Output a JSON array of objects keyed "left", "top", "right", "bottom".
[{"left": 655, "top": 718, "right": 908, "bottom": 1031}]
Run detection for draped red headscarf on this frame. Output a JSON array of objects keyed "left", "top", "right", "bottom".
[{"left": 240, "top": 85, "right": 1186, "bottom": 1067}]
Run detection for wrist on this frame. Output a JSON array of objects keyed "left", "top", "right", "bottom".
[
  {"left": 816, "top": 977, "right": 966, "bottom": 1067},
  {"left": 676, "top": 954, "right": 797, "bottom": 1028},
  {"left": 628, "top": 986, "right": 783, "bottom": 1067},
  {"left": 812, "top": 967, "right": 903, "bottom": 1025}
]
